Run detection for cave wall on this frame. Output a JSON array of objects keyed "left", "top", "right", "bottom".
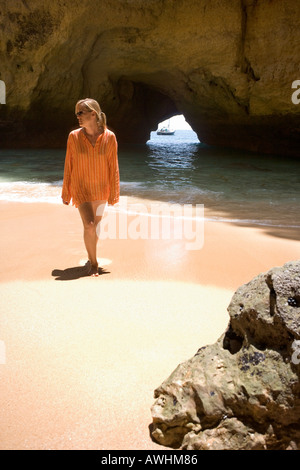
[{"left": 0, "top": 0, "right": 299, "bottom": 155}]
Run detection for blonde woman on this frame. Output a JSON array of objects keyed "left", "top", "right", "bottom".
[{"left": 62, "top": 98, "right": 120, "bottom": 276}]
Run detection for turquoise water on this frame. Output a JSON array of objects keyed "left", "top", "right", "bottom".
[{"left": 0, "top": 130, "right": 300, "bottom": 235}]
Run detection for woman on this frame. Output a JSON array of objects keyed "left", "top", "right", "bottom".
[{"left": 62, "top": 98, "right": 120, "bottom": 276}]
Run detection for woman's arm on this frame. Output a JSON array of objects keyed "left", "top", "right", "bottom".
[
  {"left": 107, "top": 133, "right": 120, "bottom": 205},
  {"left": 61, "top": 133, "right": 73, "bottom": 205}
]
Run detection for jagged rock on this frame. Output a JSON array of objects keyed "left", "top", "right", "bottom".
[
  {"left": 0, "top": 0, "right": 300, "bottom": 155},
  {"left": 150, "top": 261, "right": 300, "bottom": 450}
]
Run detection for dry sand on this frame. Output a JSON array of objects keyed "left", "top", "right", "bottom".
[{"left": 0, "top": 201, "right": 299, "bottom": 450}]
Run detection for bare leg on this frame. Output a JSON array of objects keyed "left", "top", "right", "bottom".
[{"left": 78, "top": 201, "right": 106, "bottom": 276}]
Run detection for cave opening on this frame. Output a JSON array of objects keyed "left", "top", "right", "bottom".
[
  {"left": 148, "top": 114, "right": 200, "bottom": 142},
  {"left": 107, "top": 78, "right": 201, "bottom": 145}
]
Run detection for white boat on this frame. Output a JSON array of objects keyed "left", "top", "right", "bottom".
[{"left": 157, "top": 126, "right": 175, "bottom": 135}]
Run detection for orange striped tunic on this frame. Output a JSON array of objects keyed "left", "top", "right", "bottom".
[{"left": 61, "top": 128, "right": 120, "bottom": 207}]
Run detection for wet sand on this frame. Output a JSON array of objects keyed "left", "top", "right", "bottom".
[{"left": 0, "top": 201, "right": 299, "bottom": 450}]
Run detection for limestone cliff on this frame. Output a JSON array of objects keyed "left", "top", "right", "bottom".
[{"left": 0, "top": 0, "right": 299, "bottom": 155}]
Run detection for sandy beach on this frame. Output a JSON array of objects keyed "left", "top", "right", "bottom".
[{"left": 1, "top": 200, "right": 299, "bottom": 450}]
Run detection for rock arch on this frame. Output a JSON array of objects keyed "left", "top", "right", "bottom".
[{"left": 0, "top": 1, "right": 299, "bottom": 156}]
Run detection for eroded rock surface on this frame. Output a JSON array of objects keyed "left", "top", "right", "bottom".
[
  {"left": 0, "top": 0, "right": 299, "bottom": 155},
  {"left": 150, "top": 261, "right": 300, "bottom": 450}
]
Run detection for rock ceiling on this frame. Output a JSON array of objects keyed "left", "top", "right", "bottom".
[{"left": 0, "top": 0, "right": 299, "bottom": 155}]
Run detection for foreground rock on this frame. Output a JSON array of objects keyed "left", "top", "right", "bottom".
[
  {"left": 150, "top": 261, "right": 300, "bottom": 450},
  {"left": 0, "top": 0, "right": 300, "bottom": 155}
]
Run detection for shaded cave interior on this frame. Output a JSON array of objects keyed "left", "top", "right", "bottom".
[
  {"left": 82, "top": 78, "right": 196, "bottom": 144},
  {"left": 1, "top": 76, "right": 197, "bottom": 147}
]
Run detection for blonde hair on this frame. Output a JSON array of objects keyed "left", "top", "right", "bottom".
[{"left": 75, "top": 98, "right": 107, "bottom": 129}]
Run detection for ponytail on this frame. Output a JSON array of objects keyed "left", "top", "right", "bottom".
[{"left": 99, "top": 111, "right": 107, "bottom": 129}]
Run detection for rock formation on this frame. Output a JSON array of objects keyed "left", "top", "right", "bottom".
[
  {"left": 0, "top": 0, "right": 300, "bottom": 155},
  {"left": 150, "top": 260, "right": 300, "bottom": 450}
]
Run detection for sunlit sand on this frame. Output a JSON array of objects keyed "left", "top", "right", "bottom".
[{"left": 0, "top": 201, "right": 299, "bottom": 449}]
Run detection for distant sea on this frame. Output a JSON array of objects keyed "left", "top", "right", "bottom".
[{"left": 1, "top": 129, "right": 300, "bottom": 237}]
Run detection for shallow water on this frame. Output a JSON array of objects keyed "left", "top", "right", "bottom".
[{"left": 0, "top": 130, "right": 299, "bottom": 238}]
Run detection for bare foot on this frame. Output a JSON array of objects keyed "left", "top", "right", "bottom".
[
  {"left": 85, "top": 260, "right": 99, "bottom": 277},
  {"left": 90, "top": 264, "right": 99, "bottom": 277}
]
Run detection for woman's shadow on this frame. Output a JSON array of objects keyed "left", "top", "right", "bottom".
[{"left": 51, "top": 265, "right": 109, "bottom": 281}]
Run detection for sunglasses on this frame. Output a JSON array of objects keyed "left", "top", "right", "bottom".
[{"left": 75, "top": 110, "right": 92, "bottom": 117}]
